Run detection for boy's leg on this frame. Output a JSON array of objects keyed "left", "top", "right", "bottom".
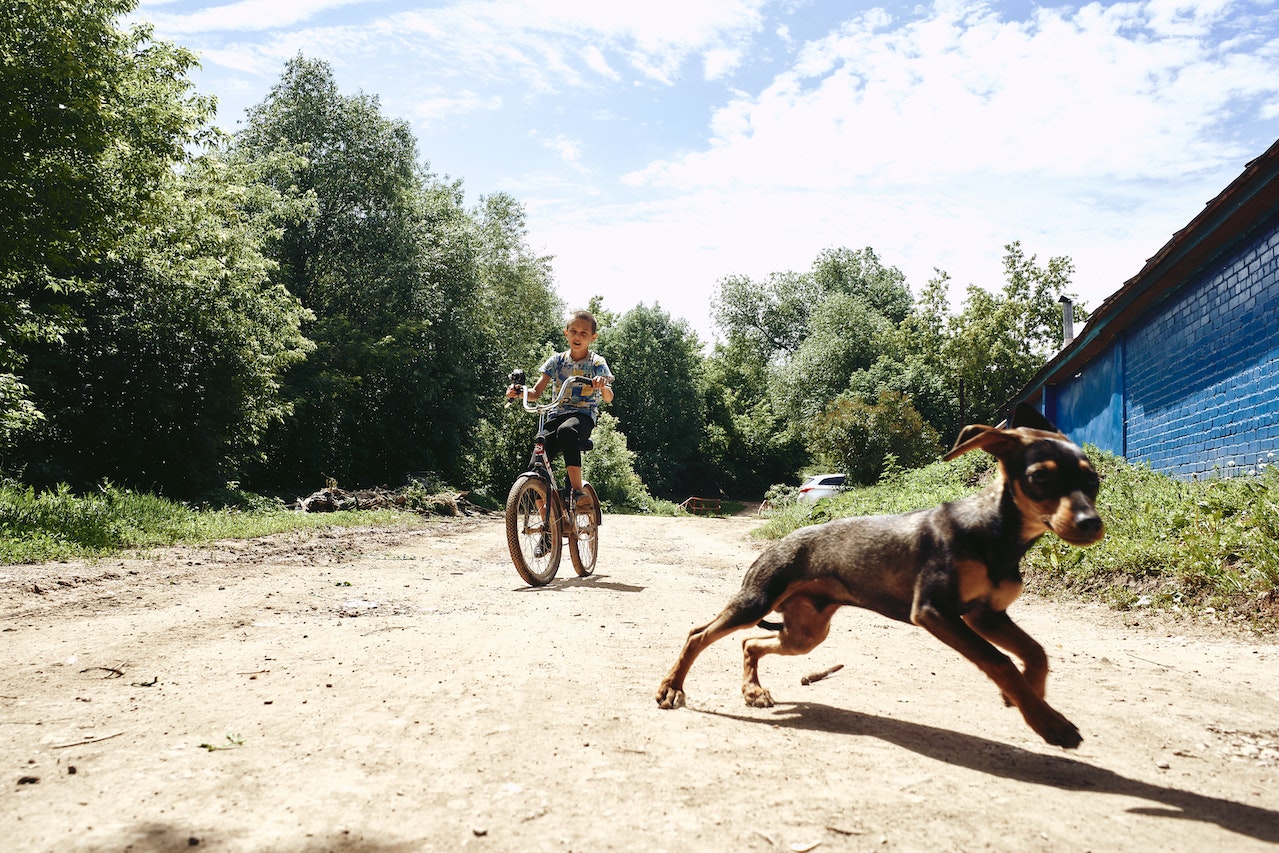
[{"left": 554, "top": 414, "right": 594, "bottom": 494}]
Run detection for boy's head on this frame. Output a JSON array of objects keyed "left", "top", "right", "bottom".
[
  {"left": 567, "top": 310, "right": 598, "bottom": 334},
  {"left": 564, "top": 310, "right": 599, "bottom": 354}
]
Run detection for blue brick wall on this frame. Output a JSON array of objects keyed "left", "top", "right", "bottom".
[
  {"left": 1047, "top": 342, "right": 1125, "bottom": 455},
  {"left": 1123, "top": 215, "right": 1279, "bottom": 477}
]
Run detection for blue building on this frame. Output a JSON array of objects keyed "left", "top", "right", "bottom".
[{"left": 1010, "top": 139, "right": 1279, "bottom": 478}]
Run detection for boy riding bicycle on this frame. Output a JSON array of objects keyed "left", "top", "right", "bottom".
[{"left": 506, "top": 310, "right": 615, "bottom": 509}]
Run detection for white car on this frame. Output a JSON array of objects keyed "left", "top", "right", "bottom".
[{"left": 797, "top": 473, "right": 846, "bottom": 501}]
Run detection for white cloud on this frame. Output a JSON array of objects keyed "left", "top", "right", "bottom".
[
  {"left": 134, "top": 0, "right": 1279, "bottom": 340},
  {"left": 630, "top": 1, "right": 1277, "bottom": 194},
  {"left": 414, "top": 90, "right": 504, "bottom": 125},
  {"left": 138, "top": 0, "right": 378, "bottom": 34},
  {"left": 702, "top": 46, "right": 744, "bottom": 81},
  {"left": 582, "top": 45, "right": 621, "bottom": 81},
  {"left": 534, "top": 133, "right": 586, "bottom": 168}
]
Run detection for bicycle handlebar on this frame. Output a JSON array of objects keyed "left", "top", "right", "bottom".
[{"left": 508, "top": 371, "right": 595, "bottom": 413}]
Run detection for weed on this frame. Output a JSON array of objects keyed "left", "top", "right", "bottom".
[{"left": 198, "top": 734, "right": 244, "bottom": 752}]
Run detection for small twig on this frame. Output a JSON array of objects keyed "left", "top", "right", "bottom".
[
  {"left": 80, "top": 666, "right": 124, "bottom": 679},
  {"left": 1128, "top": 653, "right": 1179, "bottom": 671},
  {"left": 236, "top": 670, "right": 271, "bottom": 675},
  {"left": 361, "top": 626, "right": 410, "bottom": 637},
  {"left": 52, "top": 731, "right": 125, "bottom": 749},
  {"left": 800, "top": 663, "right": 844, "bottom": 685},
  {"left": 825, "top": 825, "right": 866, "bottom": 836}
]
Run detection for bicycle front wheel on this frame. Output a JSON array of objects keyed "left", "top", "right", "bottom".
[
  {"left": 506, "top": 473, "right": 562, "bottom": 586},
  {"left": 568, "top": 483, "right": 601, "bottom": 577}
]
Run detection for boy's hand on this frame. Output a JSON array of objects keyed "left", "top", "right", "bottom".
[{"left": 593, "top": 376, "right": 614, "bottom": 403}]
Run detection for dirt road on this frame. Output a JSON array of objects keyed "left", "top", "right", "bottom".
[{"left": 3, "top": 514, "right": 1277, "bottom": 852}]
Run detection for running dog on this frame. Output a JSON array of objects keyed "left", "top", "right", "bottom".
[{"left": 655, "top": 404, "right": 1103, "bottom": 748}]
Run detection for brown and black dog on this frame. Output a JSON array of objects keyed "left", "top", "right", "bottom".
[{"left": 655, "top": 404, "right": 1103, "bottom": 748}]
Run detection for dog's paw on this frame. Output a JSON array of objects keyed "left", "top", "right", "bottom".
[
  {"left": 1035, "top": 709, "right": 1083, "bottom": 749},
  {"left": 743, "top": 685, "right": 775, "bottom": 708},
  {"left": 655, "top": 683, "right": 686, "bottom": 710}
]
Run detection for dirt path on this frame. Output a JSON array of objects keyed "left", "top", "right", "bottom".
[{"left": 2, "top": 515, "right": 1277, "bottom": 852}]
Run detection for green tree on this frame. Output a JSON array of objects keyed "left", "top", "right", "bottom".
[
  {"left": 4, "top": 1, "right": 308, "bottom": 493},
  {"left": 810, "top": 246, "right": 912, "bottom": 323},
  {"left": 777, "top": 293, "right": 894, "bottom": 421},
  {"left": 582, "top": 411, "right": 653, "bottom": 511},
  {"left": 473, "top": 192, "right": 562, "bottom": 377},
  {"left": 712, "top": 269, "right": 817, "bottom": 360},
  {"left": 0, "top": 0, "right": 215, "bottom": 455},
  {"left": 463, "top": 193, "right": 565, "bottom": 501},
  {"left": 943, "top": 242, "right": 1079, "bottom": 424},
  {"left": 17, "top": 148, "right": 315, "bottom": 492},
  {"left": 237, "top": 56, "right": 486, "bottom": 489},
  {"left": 597, "top": 303, "right": 704, "bottom": 498},
  {"left": 698, "top": 340, "right": 805, "bottom": 497}
]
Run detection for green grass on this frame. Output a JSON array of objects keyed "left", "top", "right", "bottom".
[
  {"left": 757, "top": 449, "right": 1279, "bottom": 630},
  {"left": 0, "top": 480, "right": 427, "bottom": 565}
]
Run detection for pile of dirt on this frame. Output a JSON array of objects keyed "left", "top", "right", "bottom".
[{"left": 288, "top": 483, "right": 489, "bottom": 516}]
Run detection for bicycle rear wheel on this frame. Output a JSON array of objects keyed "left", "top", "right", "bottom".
[
  {"left": 568, "top": 483, "right": 601, "bottom": 577},
  {"left": 506, "top": 473, "right": 561, "bottom": 586}
]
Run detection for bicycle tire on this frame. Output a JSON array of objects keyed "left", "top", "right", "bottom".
[
  {"left": 506, "top": 473, "right": 561, "bottom": 586},
  {"left": 568, "top": 483, "right": 601, "bottom": 577}
]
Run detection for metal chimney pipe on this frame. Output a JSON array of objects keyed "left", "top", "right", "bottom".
[{"left": 1058, "top": 295, "right": 1074, "bottom": 347}]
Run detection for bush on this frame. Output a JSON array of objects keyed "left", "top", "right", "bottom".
[
  {"left": 584, "top": 412, "right": 655, "bottom": 512},
  {"left": 809, "top": 390, "right": 942, "bottom": 485}
]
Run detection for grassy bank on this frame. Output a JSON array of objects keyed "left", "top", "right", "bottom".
[
  {"left": 0, "top": 481, "right": 429, "bottom": 565},
  {"left": 759, "top": 449, "right": 1279, "bottom": 631}
]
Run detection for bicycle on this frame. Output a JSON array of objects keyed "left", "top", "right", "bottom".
[{"left": 504, "top": 369, "right": 603, "bottom": 586}]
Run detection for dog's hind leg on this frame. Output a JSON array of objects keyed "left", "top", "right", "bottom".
[
  {"left": 656, "top": 593, "right": 774, "bottom": 709},
  {"left": 741, "top": 593, "right": 838, "bottom": 707}
]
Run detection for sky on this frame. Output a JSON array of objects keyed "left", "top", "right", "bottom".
[{"left": 130, "top": 0, "right": 1279, "bottom": 342}]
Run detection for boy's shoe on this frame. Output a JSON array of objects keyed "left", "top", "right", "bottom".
[{"left": 533, "top": 533, "right": 552, "bottom": 558}]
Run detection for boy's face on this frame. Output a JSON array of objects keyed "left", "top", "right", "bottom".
[{"left": 565, "top": 320, "right": 598, "bottom": 352}]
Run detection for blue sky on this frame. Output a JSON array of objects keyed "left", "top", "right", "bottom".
[{"left": 132, "top": 0, "right": 1279, "bottom": 341}]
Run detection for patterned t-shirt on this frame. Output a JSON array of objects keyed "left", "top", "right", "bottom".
[{"left": 540, "top": 350, "right": 613, "bottom": 422}]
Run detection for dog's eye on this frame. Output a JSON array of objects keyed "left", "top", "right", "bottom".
[{"left": 1029, "top": 469, "right": 1053, "bottom": 488}]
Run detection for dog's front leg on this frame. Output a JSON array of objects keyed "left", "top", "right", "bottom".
[
  {"left": 963, "top": 607, "right": 1049, "bottom": 700},
  {"left": 913, "top": 602, "right": 1081, "bottom": 748}
]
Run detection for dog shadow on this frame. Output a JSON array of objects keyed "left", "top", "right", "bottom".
[{"left": 701, "top": 701, "right": 1279, "bottom": 844}]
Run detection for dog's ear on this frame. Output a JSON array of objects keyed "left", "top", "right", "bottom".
[
  {"left": 1009, "top": 403, "right": 1060, "bottom": 434},
  {"left": 944, "top": 424, "right": 1021, "bottom": 461}
]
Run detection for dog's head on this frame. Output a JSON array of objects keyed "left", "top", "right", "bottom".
[{"left": 945, "top": 404, "right": 1104, "bottom": 546}]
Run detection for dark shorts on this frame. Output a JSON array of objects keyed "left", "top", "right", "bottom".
[{"left": 541, "top": 411, "right": 595, "bottom": 468}]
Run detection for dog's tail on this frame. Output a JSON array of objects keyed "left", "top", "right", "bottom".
[{"left": 757, "top": 619, "right": 783, "bottom": 631}]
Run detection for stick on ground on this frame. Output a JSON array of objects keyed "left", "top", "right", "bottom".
[{"left": 800, "top": 664, "right": 844, "bottom": 685}]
